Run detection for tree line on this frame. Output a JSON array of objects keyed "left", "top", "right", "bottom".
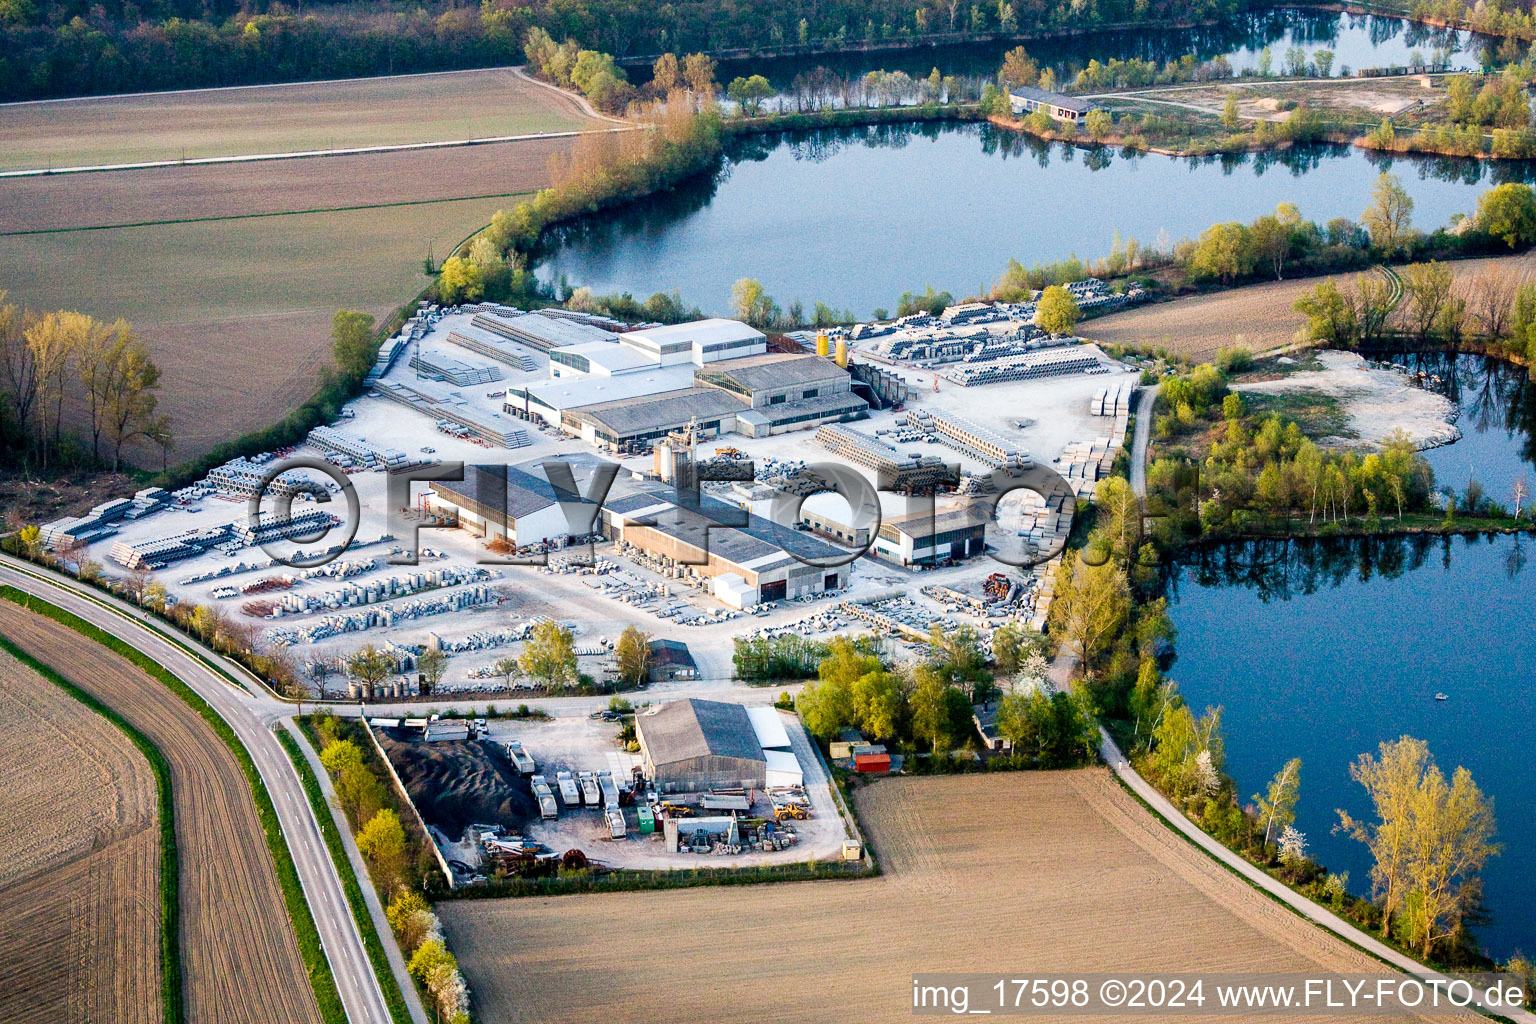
[
  {"left": 0, "top": 0, "right": 1251, "bottom": 102},
  {"left": 0, "top": 292, "right": 170, "bottom": 476},
  {"left": 793, "top": 627, "right": 1099, "bottom": 770}
]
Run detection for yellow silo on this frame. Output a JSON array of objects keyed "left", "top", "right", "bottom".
[
  {"left": 834, "top": 338, "right": 849, "bottom": 367},
  {"left": 816, "top": 333, "right": 830, "bottom": 357}
]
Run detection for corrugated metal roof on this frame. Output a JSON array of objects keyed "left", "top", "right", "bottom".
[
  {"left": 696, "top": 353, "right": 848, "bottom": 393},
  {"left": 639, "top": 698, "right": 765, "bottom": 766}
]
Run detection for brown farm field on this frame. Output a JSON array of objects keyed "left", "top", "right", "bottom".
[
  {"left": 0, "top": 648, "right": 161, "bottom": 1024},
  {"left": 0, "top": 602, "right": 324, "bottom": 1024},
  {"left": 0, "top": 135, "right": 579, "bottom": 233},
  {"left": 440, "top": 771, "right": 1465, "bottom": 1024},
  {"left": 1083, "top": 251, "right": 1536, "bottom": 362},
  {"left": 5, "top": 191, "right": 539, "bottom": 459},
  {"left": 0, "top": 67, "right": 600, "bottom": 465},
  {"left": 0, "top": 67, "right": 600, "bottom": 171}
]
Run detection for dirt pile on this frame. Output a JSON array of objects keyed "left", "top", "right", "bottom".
[{"left": 379, "top": 733, "right": 537, "bottom": 836}]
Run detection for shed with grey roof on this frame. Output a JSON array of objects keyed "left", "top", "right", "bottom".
[{"left": 636, "top": 698, "right": 767, "bottom": 793}]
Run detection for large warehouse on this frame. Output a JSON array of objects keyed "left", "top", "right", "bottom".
[
  {"left": 601, "top": 485, "right": 852, "bottom": 608},
  {"left": 637, "top": 699, "right": 768, "bottom": 794},
  {"left": 504, "top": 345, "right": 868, "bottom": 449}
]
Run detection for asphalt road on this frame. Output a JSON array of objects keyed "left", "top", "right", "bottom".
[{"left": 0, "top": 554, "right": 395, "bottom": 1024}]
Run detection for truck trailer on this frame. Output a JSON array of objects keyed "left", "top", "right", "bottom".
[
  {"left": 505, "top": 741, "right": 535, "bottom": 775},
  {"left": 529, "top": 775, "right": 558, "bottom": 820},
  {"left": 555, "top": 770, "right": 580, "bottom": 805}
]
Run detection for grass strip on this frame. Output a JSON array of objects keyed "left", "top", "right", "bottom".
[
  {"left": 0, "top": 189, "right": 539, "bottom": 237},
  {"left": 0, "top": 631, "right": 184, "bottom": 1024},
  {"left": 0, "top": 585, "right": 348, "bottom": 1024},
  {"left": 277, "top": 726, "right": 415, "bottom": 1024}
]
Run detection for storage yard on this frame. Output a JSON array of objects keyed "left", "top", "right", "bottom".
[
  {"left": 0, "top": 603, "right": 325, "bottom": 1024},
  {"left": 0, "top": 649, "right": 162, "bottom": 1024},
  {"left": 440, "top": 771, "right": 1453, "bottom": 1023},
  {"left": 387, "top": 701, "right": 848, "bottom": 880},
  {"left": 40, "top": 293, "right": 1141, "bottom": 688}
]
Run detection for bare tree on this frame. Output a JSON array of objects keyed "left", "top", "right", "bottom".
[
  {"left": 0, "top": 295, "right": 37, "bottom": 454},
  {"left": 1467, "top": 267, "right": 1523, "bottom": 340}
]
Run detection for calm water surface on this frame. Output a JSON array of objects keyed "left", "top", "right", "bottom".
[
  {"left": 1168, "top": 355, "right": 1536, "bottom": 959},
  {"left": 539, "top": 124, "right": 1536, "bottom": 316},
  {"left": 702, "top": 9, "right": 1491, "bottom": 93}
]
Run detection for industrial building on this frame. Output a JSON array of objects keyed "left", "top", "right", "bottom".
[
  {"left": 505, "top": 349, "right": 867, "bottom": 450},
  {"left": 646, "top": 639, "right": 698, "bottom": 682},
  {"left": 872, "top": 506, "right": 990, "bottom": 566},
  {"left": 600, "top": 486, "right": 852, "bottom": 608},
  {"left": 694, "top": 353, "right": 868, "bottom": 437},
  {"left": 636, "top": 699, "right": 768, "bottom": 794},
  {"left": 426, "top": 459, "right": 596, "bottom": 549}
]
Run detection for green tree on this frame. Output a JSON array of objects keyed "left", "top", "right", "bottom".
[
  {"left": 1221, "top": 92, "right": 1240, "bottom": 132},
  {"left": 385, "top": 889, "right": 435, "bottom": 954},
  {"left": 1361, "top": 172, "right": 1414, "bottom": 253},
  {"left": 1336, "top": 736, "right": 1431, "bottom": 941},
  {"left": 1084, "top": 108, "right": 1112, "bottom": 142},
  {"left": 1476, "top": 183, "right": 1536, "bottom": 248},
  {"left": 1189, "top": 222, "right": 1253, "bottom": 284},
  {"left": 416, "top": 648, "right": 448, "bottom": 692},
  {"left": 346, "top": 644, "right": 394, "bottom": 691},
  {"left": 1035, "top": 284, "right": 1081, "bottom": 334},
  {"left": 614, "top": 624, "right": 652, "bottom": 686},
  {"left": 726, "top": 74, "right": 773, "bottom": 115},
  {"left": 797, "top": 676, "right": 854, "bottom": 738},
  {"left": 329, "top": 309, "right": 376, "bottom": 385},
  {"left": 1048, "top": 551, "right": 1130, "bottom": 672},
  {"left": 730, "top": 277, "right": 779, "bottom": 328},
  {"left": 356, "top": 807, "right": 408, "bottom": 886},
  {"left": 999, "top": 45, "right": 1038, "bottom": 87},
  {"left": 520, "top": 620, "right": 578, "bottom": 690},
  {"left": 437, "top": 256, "right": 484, "bottom": 303},
  {"left": 850, "top": 669, "right": 906, "bottom": 739},
  {"left": 1253, "top": 757, "right": 1303, "bottom": 847}
]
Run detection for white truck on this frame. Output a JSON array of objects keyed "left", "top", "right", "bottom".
[
  {"left": 597, "top": 770, "right": 621, "bottom": 809},
  {"left": 605, "top": 806, "right": 627, "bottom": 839},
  {"left": 578, "top": 771, "right": 600, "bottom": 807},
  {"left": 505, "top": 741, "right": 536, "bottom": 775},
  {"left": 555, "top": 770, "right": 581, "bottom": 806},
  {"left": 528, "top": 775, "right": 558, "bottom": 820}
]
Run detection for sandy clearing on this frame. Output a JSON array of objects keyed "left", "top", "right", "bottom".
[
  {"left": 0, "top": 650, "right": 161, "bottom": 1024},
  {"left": 0, "top": 68, "right": 598, "bottom": 171},
  {"left": 1237, "top": 349, "right": 1461, "bottom": 449},
  {"left": 440, "top": 771, "right": 1468, "bottom": 1024},
  {"left": 0, "top": 602, "right": 323, "bottom": 1024}
]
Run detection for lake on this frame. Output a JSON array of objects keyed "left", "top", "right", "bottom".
[
  {"left": 1167, "top": 353, "right": 1536, "bottom": 960},
  {"left": 538, "top": 123, "right": 1536, "bottom": 318}
]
